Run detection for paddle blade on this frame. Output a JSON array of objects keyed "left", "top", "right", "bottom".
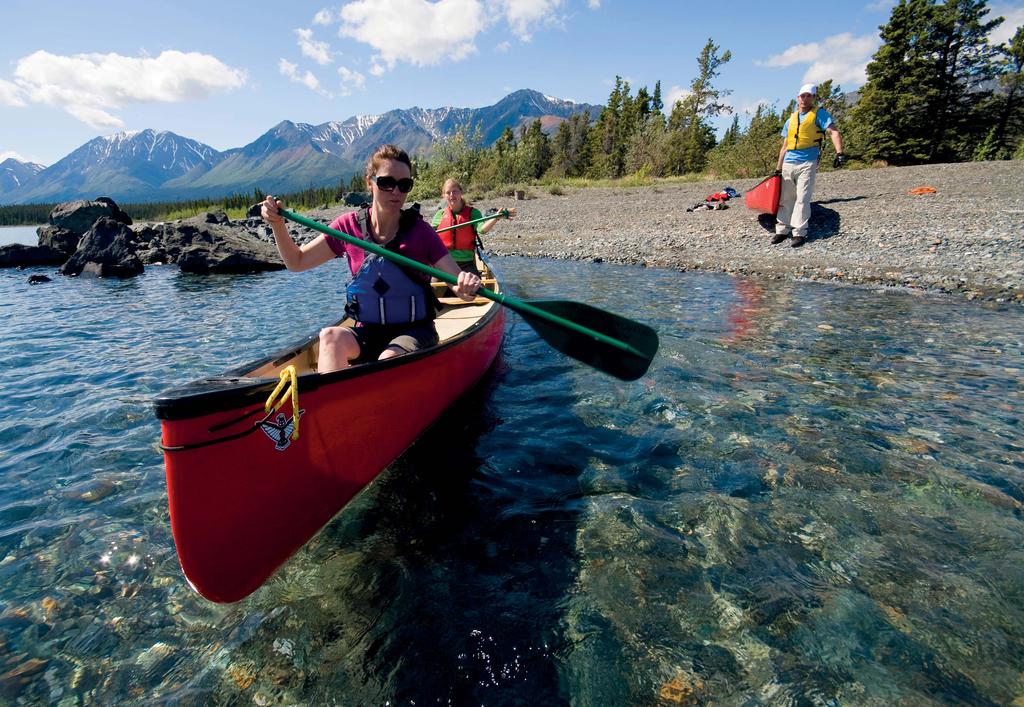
[{"left": 519, "top": 300, "right": 659, "bottom": 381}]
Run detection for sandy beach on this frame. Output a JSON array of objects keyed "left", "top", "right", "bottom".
[{"left": 454, "top": 161, "right": 1024, "bottom": 302}]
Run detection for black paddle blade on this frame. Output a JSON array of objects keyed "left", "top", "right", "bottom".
[{"left": 519, "top": 300, "right": 659, "bottom": 381}]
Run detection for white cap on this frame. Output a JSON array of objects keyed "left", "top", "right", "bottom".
[{"left": 798, "top": 83, "right": 817, "bottom": 96}]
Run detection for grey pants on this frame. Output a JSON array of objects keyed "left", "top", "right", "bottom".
[{"left": 776, "top": 160, "right": 817, "bottom": 238}]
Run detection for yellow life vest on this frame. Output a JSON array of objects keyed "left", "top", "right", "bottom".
[{"left": 785, "top": 109, "right": 825, "bottom": 151}]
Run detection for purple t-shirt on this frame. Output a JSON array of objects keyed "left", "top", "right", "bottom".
[{"left": 326, "top": 210, "right": 449, "bottom": 281}]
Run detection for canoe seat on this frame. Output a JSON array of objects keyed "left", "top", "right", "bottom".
[{"left": 431, "top": 278, "right": 497, "bottom": 295}]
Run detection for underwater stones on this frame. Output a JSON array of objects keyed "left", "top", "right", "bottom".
[
  {"left": 0, "top": 656, "right": 49, "bottom": 698},
  {"left": 60, "top": 479, "right": 116, "bottom": 503}
]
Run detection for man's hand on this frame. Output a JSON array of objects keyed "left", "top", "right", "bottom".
[
  {"left": 773, "top": 169, "right": 782, "bottom": 177},
  {"left": 833, "top": 153, "right": 848, "bottom": 169}
]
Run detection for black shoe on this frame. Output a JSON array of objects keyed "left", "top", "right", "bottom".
[
  {"left": 771, "top": 233, "right": 789, "bottom": 244},
  {"left": 791, "top": 236, "right": 806, "bottom": 248}
]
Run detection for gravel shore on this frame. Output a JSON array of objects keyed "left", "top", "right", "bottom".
[{"left": 447, "top": 161, "right": 1024, "bottom": 302}]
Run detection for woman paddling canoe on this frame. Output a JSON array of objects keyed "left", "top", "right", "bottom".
[
  {"left": 431, "top": 177, "right": 515, "bottom": 276},
  {"left": 261, "top": 144, "right": 482, "bottom": 373}
]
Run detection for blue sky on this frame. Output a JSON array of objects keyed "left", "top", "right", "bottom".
[{"left": 2, "top": 0, "right": 1021, "bottom": 166}]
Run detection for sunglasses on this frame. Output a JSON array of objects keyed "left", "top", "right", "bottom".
[{"left": 371, "top": 175, "right": 415, "bottom": 193}]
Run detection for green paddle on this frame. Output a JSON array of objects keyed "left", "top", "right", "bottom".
[
  {"left": 434, "top": 209, "right": 510, "bottom": 234},
  {"left": 278, "top": 208, "right": 659, "bottom": 381}
]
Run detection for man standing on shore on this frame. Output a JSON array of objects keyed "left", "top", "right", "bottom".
[{"left": 773, "top": 83, "right": 845, "bottom": 247}]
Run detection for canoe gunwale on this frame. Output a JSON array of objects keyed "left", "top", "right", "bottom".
[{"left": 153, "top": 299, "right": 502, "bottom": 422}]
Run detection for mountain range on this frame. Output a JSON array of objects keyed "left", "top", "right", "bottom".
[{"left": 1, "top": 89, "right": 601, "bottom": 205}]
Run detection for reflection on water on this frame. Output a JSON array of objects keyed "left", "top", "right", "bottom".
[{"left": 0, "top": 259, "right": 1021, "bottom": 703}]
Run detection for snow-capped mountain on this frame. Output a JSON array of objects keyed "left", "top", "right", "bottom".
[
  {"left": 1, "top": 90, "right": 602, "bottom": 204},
  {"left": 0, "top": 158, "right": 46, "bottom": 194}
]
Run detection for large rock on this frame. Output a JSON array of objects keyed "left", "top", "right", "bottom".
[
  {"left": 0, "top": 243, "right": 66, "bottom": 268},
  {"left": 60, "top": 217, "right": 144, "bottom": 278},
  {"left": 132, "top": 212, "right": 284, "bottom": 274},
  {"left": 49, "top": 197, "right": 132, "bottom": 235},
  {"left": 37, "top": 225, "right": 80, "bottom": 257}
]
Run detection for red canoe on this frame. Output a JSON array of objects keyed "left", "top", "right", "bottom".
[
  {"left": 744, "top": 174, "right": 781, "bottom": 215},
  {"left": 154, "top": 271, "right": 505, "bottom": 602}
]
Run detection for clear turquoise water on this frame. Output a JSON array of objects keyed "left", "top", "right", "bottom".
[{"left": 0, "top": 258, "right": 1021, "bottom": 704}]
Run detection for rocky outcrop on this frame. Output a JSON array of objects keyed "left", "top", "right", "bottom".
[
  {"left": 0, "top": 197, "right": 129, "bottom": 269},
  {"left": 1, "top": 196, "right": 285, "bottom": 276},
  {"left": 49, "top": 198, "right": 131, "bottom": 233},
  {"left": 37, "top": 225, "right": 80, "bottom": 257},
  {"left": 0, "top": 244, "right": 66, "bottom": 267},
  {"left": 59, "top": 217, "right": 144, "bottom": 278},
  {"left": 131, "top": 214, "right": 284, "bottom": 274}
]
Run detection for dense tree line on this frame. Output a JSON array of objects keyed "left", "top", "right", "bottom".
[
  {"left": 2, "top": 0, "right": 1019, "bottom": 226},
  {"left": 411, "top": 0, "right": 1020, "bottom": 195},
  {"left": 0, "top": 181, "right": 354, "bottom": 226}
]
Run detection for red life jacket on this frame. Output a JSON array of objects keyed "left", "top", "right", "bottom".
[{"left": 436, "top": 204, "right": 476, "bottom": 251}]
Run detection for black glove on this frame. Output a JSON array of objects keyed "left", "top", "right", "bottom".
[
  {"left": 833, "top": 153, "right": 848, "bottom": 168},
  {"left": 772, "top": 169, "right": 782, "bottom": 177}
]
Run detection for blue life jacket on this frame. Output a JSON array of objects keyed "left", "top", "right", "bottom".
[{"left": 345, "top": 207, "right": 435, "bottom": 325}]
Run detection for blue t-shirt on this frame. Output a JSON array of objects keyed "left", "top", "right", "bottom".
[{"left": 780, "top": 108, "right": 834, "bottom": 163}]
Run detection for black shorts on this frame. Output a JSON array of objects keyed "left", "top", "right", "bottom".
[
  {"left": 351, "top": 320, "right": 438, "bottom": 363},
  {"left": 455, "top": 258, "right": 481, "bottom": 276}
]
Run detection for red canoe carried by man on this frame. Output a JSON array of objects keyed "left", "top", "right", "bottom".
[{"left": 744, "top": 174, "right": 782, "bottom": 215}]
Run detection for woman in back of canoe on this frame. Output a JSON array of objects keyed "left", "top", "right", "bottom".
[
  {"left": 261, "top": 144, "right": 482, "bottom": 373},
  {"left": 431, "top": 178, "right": 514, "bottom": 275}
]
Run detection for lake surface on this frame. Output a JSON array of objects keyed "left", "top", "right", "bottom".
[
  {"left": 0, "top": 258, "right": 1021, "bottom": 704},
  {"left": 0, "top": 225, "right": 41, "bottom": 246}
]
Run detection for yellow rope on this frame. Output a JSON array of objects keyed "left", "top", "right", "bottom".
[{"left": 264, "top": 365, "right": 300, "bottom": 441}]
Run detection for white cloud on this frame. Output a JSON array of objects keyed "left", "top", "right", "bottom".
[
  {"left": 337, "top": 66, "right": 366, "bottom": 95},
  {"left": 337, "top": 0, "right": 485, "bottom": 70},
  {"left": 496, "top": 40, "right": 511, "bottom": 53},
  {"left": 0, "top": 78, "right": 26, "bottom": 107},
  {"left": 491, "top": 0, "right": 564, "bottom": 41},
  {"left": 759, "top": 32, "right": 881, "bottom": 88},
  {"left": 7, "top": 50, "right": 245, "bottom": 130},
  {"left": 279, "top": 58, "right": 330, "bottom": 96},
  {"left": 313, "top": 8, "right": 338, "bottom": 24},
  {"left": 735, "top": 98, "right": 773, "bottom": 114},
  {"left": 587, "top": 0, "right": 600, "bottom": 8},
  {"left": 296, "top": 28, "right": 332, "bottom": 65},
  {"left": 990, "top": 4, "right": 1024, "bottom": 46},
  {"left": 0, "top": 150, "right": 29, "bottom": 162},
  {"left": 664, "top": 85, "right": 690, "bottom": 110}
]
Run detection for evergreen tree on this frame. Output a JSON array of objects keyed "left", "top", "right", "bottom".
[
  {"left": 851, "top": 0, "right": 1004, "bottom": 163},
  {"left": 665, "top": 39, "right": 732, "bottom": 174},
  {"left": 651, "top": 80, "right": 664, "bottom": 114},
  {"left": 549, "top": 111, "right": 592, "bottom": 178},
  {"left": 588, "top": 76, "right": 626, "bottom": 177},
  {"left": 720, "top": 114, "right": 741, "bottom": 147},
  {"left": 985, "top": 24, "right": 1023, "bottom": 157},
  {"left": 706, "top": 103, "right": 784, "bottom": 177},
  {"left": 925, "top": 0, "right": 1003, "bottom": 161},
  {"left": 515, "top": 119, "right": 552, "bottom": 180}
]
